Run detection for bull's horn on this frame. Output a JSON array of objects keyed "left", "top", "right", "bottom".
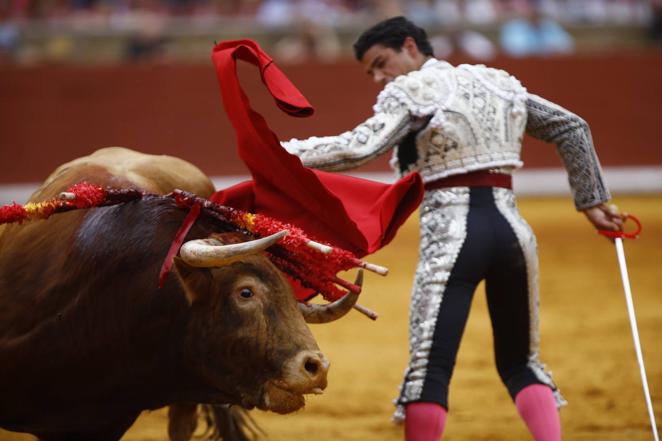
[
  {"left": 299, "top": 270, "right": 363, "bottom": 324},
  {"left": 180, "top": 230, "right": 288, "bottom": 267}
]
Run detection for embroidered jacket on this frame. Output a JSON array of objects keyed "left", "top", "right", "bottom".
[{"left": 282, "top": 59, "right": 610, "bottom": 210}]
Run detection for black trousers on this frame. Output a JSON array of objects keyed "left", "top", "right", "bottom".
[{"left": 397, "top": 187, "right": 562, "bottom": 412}]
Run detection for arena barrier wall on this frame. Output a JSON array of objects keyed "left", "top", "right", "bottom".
[{"left": 0, "top": 52, "right": 660, "bottom": 201}]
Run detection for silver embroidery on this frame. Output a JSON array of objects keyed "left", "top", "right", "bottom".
[
  {"left": 393, "top": 187, "right": 567, "bottom": 423},
  {"left": 385, "top": 61, "right": 528, "bottom": 183},
  {"left": 492, "top": 187, "right": 567, "bottom": 408},
  {"left": 393, "top": 187, "right": 470, "bottom": 420},
  {"left": 283, "top": 61, "right": 609, "bottom": 213},
  {"left": 284, "top": 59, "right": 529, "bottom": 180},
  {"left": 281, "top": 101, "right": 412, "bottom": 171},
  {"left": 525, "top": 93, "right": 610, "bottom": 210}
]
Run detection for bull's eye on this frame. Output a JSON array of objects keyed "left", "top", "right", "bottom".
[{"left": 239, "top": 288, "right": 254, "bottom": 299}]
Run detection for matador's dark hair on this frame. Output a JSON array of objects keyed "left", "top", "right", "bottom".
[{"left": 353, "top": 16, "right": 434, "bottom": 61}]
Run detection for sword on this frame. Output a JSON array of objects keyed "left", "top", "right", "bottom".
[{"left": 599, "top": 215, "right": 659, "bottom": 441}]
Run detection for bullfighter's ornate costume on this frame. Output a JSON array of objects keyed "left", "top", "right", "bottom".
[{"left": 282, "top": 58, "right": 610, "bottom": 420}]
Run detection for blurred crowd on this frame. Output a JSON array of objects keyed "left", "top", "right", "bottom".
[
  {"left": 0, "top": 0, "right": 660, "bottom": 64},
  {"left": 0, "top": 0, "right": 654, "bottom": 24}
]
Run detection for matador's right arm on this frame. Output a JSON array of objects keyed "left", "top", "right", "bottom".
[{"left": 281, "top": 93, "right": 425, "bottom": 171}]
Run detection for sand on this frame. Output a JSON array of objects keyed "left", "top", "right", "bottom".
[{"left": 2, "top": 195, "right": 660, "bottom": 441}]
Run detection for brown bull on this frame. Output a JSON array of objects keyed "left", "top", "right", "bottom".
[{"left": 0, "top": 147, "right": 359, "bottom": 441}]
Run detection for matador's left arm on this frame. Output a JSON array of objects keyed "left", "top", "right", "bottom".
[{"left": 525, "top": 93, "right": 611, "bottom": 210}]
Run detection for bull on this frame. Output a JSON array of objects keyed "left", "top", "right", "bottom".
[{"left": 0, "top": 147, "right": 360, "bottom": 441}]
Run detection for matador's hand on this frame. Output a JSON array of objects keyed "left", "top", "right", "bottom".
[{"left": 581, "top": 203, "right": 625, "bottom": 232}]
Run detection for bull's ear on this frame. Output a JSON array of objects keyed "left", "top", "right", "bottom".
[{"left": 173, "top": 256, "right": 212, "bottom": 305}]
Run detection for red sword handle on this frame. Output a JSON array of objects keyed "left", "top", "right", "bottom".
[{"left": 598, "top": 214, "right": 642, "bottom": 239}]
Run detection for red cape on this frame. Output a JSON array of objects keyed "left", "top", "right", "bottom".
[{"left": 209, "top": 40, "right": 423, "bottom": 296}]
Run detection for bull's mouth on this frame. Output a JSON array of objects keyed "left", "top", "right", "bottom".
[
  {"left": 209, "top": 381, "right": 316, "bottom": 414},
  {"left": 256, "top": 381, "right": 323, "bottom": 414}
]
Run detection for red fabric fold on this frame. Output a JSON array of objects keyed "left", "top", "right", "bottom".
[
  {"left": 209, "top": 39, "right": 423, "bottom": 262},
  {"left": 158, "top": 202, "right": 201, "bottom": 288}
]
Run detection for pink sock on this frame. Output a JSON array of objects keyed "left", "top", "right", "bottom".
[
  {"left": 405, "top": 402, "right": 447, "bottom": 441},
  {"left": 515, "top": 384, "right": 562, "bottom": 441}
]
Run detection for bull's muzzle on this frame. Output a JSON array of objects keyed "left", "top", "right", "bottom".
[
  {"left": 273, "top": 349, "right": 329, "bottom": 394},
  {"left": 261, "top": 350, "right": 329, "bottom": 414},
  {"left": 295, "top": 350, "right": 329, "bottom": 391}
]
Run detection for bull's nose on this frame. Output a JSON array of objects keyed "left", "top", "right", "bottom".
[
  {"left": 302, "top": 351, "right": 329, "bottom": 378},
  {"left": 294, "top": 350, "right": 329, "bottom": 388}
]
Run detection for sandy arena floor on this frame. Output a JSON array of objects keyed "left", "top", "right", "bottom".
[{"left": 2, "top": 195, "right": 660, "bottom": 441}]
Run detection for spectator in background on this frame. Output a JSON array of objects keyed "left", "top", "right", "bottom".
[
  {"left": 2, "top": 0, "right": 655, "bottom": 65},
  {"left": 0, "top": 5, "right": 20, "bottom": 64},
  {"left": 407, "top": 0, "right": 497, "bottom": 60},
  {"left": 649, "top": 0, "right": 662, "bottom": 44},
  {"left": 562, "top": 0, "right": 649, "bottom": 25},
  {"left": 121, "top": 0, "right": 170, "bottom": 62},
  {"left": 500, "top": 0, "right": 574, "bottom": 57},
  {"left": 430, "top": 27, "right": 497, "bottom": 60},
  {"left": 124, "top": 31, "right": 168, "bottom": 62},
  {"left": 256, "top": 0, "right": 343, "bottom": 62}
]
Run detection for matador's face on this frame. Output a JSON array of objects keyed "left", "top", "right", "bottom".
[{"left": 360, "top": 37, "right": 426, "bottom": 87}]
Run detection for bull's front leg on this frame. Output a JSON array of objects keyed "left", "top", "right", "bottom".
[{"left": 168, "top": 403, "right": 198, "bottom": 441}]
